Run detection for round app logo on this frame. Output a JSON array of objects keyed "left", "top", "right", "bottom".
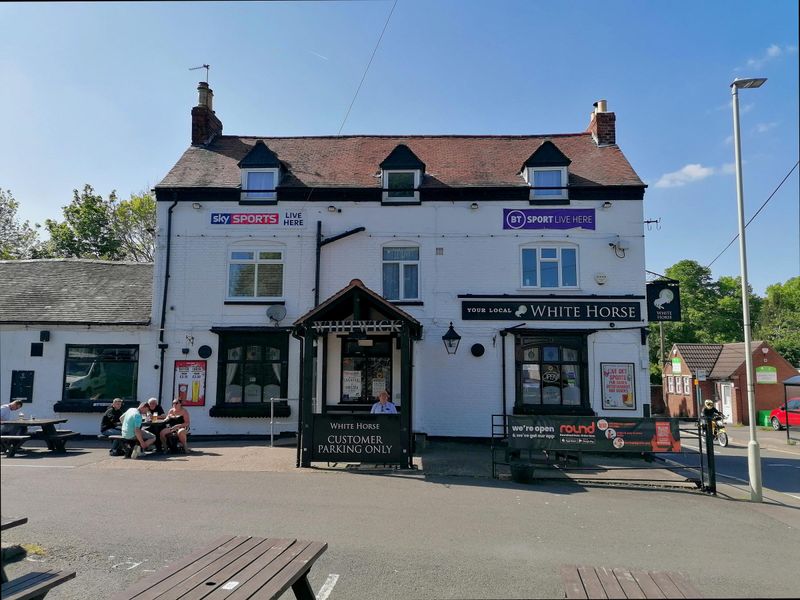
[
  {"left": 605, "top": 428, "right": 616, "bottom": 439},
  {"left": 613, "top": 437, "right": 625, "bottom": 449},
  {"left": 597, "top": 419, "right": 609, "bottom": 431}
]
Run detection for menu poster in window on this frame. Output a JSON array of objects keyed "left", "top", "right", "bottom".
[
  {"left": 342, "top": 370, "right": 362, "bottom": 400},
  {"left": 173, "top": 360, "right": 206, "bottom": 406},
  {"left": 371, "top": 378, "right": 386, "bottom": 397},
  {"left": 601, "top": 363, "right": 635, "bottom": 410}
]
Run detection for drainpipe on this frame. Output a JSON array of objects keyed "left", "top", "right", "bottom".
[
  {"left": 157, "top": 195, "right": 179, "bottom": 406},
  {"left": 314, "top": 222, "right": 366, "bottom": 306}
]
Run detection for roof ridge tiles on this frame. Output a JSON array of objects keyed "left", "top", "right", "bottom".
[{"left": 223, "top": 132, "right": 592, "bottom": 141}]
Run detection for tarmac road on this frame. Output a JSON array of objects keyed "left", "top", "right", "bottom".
[{"left": 2, "top": 441, "right": 799, "bottom": 599}]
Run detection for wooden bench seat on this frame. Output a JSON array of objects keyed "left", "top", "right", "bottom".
[
  {"left": 561, "top": 565, "right": 703, "bottom": 599},
  {"left": 0, "top": 568, "right": 75, "bottom": 600},
  {"left": 0, "top": 436, "right": 31, "bottom": 458}
]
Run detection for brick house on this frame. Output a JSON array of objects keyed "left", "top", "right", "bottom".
[{"left": 662, "top": 341, "right": 796, "bottom": 424}]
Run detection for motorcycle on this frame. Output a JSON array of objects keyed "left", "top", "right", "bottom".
[{"left": 701, "top": 414, "right": 729, "bottom": 447}]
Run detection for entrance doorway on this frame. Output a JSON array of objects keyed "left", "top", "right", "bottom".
[{"left": 719, "top": 383, "right": 733, "bottom": 423}]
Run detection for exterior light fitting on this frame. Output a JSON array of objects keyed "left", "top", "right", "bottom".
[
  {"left": 470, "top": 202, "right": 479, "bottom": 210},
  {"left": 191, "top": 202, "right": 202, "bottom": 209},
  {"left": 328, "top": 205, "right": 337, "bottom": 212},
  {"left": 442, "top": 322, "right": 461, "bottom": 355},
  {"left": 602, "top": 201, "right": 612, "bottom": 209}
]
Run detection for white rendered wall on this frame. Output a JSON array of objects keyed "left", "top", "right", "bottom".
[{"left": 151, "top": 196, "right": 648, "bottom": 437}]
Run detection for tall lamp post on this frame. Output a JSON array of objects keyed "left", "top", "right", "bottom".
[{"left": 731, "top": 76, "right": 766, "bottom": 502}]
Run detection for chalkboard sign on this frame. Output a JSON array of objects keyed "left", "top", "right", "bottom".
[{"left": 10, "top": 370, "right": 34, "bottom": 403}]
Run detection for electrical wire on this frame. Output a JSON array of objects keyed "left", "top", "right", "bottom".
[
  {"left": 336, "top": 0, "right": 398, "bottom": 136},
  {"left": 706, "top": 160, "right": 799, "bottom": 268}
]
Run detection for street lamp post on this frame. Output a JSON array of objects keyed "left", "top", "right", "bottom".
[{"left": 730, "top": 76, "right": 766, "bottom": 502}]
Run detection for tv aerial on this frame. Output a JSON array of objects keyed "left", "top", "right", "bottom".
[
  {"left": 267, "top": 305, "right": 287, "bottom": 326},
  {"left": 189, "top": 64, "right": 210, "bottom": 83}
]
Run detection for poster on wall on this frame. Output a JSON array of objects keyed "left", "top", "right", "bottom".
[
  {"left": 173, "top": 360, "right": 206, "bottom": 406},
  {"left": 755, "top": 366, "right": 777, "bottom": 384},
  {"left": 601, "top": 363, "right": 636, "bottom": 410},
  {"left": 342, "top": 370, "right": 362, "bottom": 400}
]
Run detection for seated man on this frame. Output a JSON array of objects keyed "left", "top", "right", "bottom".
[
  {"left": 160, "top": 398, "right": 191, "bottom": 453},
  {"left": 100, "top": 398, "right": 125, "bottom": 456},
  {"left": 370, "top": 391, "right": 398, "bottom": 414},
  {"left": 0, "top": 399, "right": 25, "bottom": 435},
  {"left": 120, "top": 402, "right": 157, "bottom": 459},
  {"left": 146, "top": 397, "right": 165, "bottom": 420}
]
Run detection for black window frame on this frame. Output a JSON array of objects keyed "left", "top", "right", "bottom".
[
  {"left": 514, "top": 334, "right": 590, "bottom": 415},
  {"left": 336, "top": 337, "right": 394, "bottom": 410},
  {"left": 215, "top": 332, "right": 290, "bottom": 409},
  {"left": 61, "top": 344, "right": 140, "bottom": 406}
]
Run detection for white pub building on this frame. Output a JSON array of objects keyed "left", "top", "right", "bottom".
[{"left": 1, "top": 86, "right": 648, "bottom": 466}]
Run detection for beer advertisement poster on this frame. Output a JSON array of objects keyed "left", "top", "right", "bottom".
[{"left": 173, "top": 360, "right": 206, "bottom": 406}]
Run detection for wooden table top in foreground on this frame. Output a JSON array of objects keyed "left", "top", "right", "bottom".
[
  {"left": 561, "top": 565, "right": 704, "bottom": 599},
  {"left": 115, "top": 535, "right": 327, "bottom": 600}
]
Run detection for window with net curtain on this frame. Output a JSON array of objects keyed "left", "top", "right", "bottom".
[
  {"left": 228, "top": 250, "right": 284, "bottom": 299},
  {"left": 218, "top": 334, "right": 288, "bottom": 405},
  {"left": 382, "top": 246, "right": 419, "bottom": 300},
  {"left": 522, "top": 246, "right": 577, "bottom": 288},
  {"left": 531, "top": 168, "right": 565, "bottom": 198},
  {"left": 245, "top": 171, "right": 276, "bottom": 199}
]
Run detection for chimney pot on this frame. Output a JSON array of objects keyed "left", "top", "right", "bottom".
[{"left": 593, "top": 99, "right": 608, "bottom": 113}]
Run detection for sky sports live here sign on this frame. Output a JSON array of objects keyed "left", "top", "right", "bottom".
[
  {"left": 508, "top": 416, "right": 681, "bottom": 453},
  {"left": 210, "top": 211, "right": 305, "bottom": 227}
]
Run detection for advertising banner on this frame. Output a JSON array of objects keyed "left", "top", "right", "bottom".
[
  {"left": 755, "top": 366, "right": 777, "bottom": 384},
  {"left": 601, "top": 363, "right": 636, "bottom": 410},
  {"left": 508, "top": 415, "right": 681, "bottom": 453},
  {"left": 173, "top": 360, "right": 206, "bottom": 406},
  {"left": 503, "top": 208, "right": 595, "bottom": 230},
  {"left": 210, "top": 210, "right": 305, "bottom": 227},
  {"left": 312, "top": 414, "right": 405, "bottom": 463},
  {"left": 646, "top": 281, "right": 681, "bottom": 322}
]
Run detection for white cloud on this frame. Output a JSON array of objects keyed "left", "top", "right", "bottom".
[
  {"left": 654, "top": 164, "right": 715, "bottom": 188},
  {"left": 720, "top": 163, "right": 736, "bottom": 175},
  {"left": 755, "top": 121, "right": 777, "bottom": 133},
  {"left": 740, "top": 43, "right": 798, "bottom": 70},
  {"left": 723, "top": 134, "right": 734, "bottom": 145}
]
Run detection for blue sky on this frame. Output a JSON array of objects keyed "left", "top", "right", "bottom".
[{"left": 1, "top": 0, "right": 797, "bottom": 295}]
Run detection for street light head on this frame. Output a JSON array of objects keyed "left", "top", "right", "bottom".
[{"left": 731, "top": 77, "right": 767, "bottom": 89}]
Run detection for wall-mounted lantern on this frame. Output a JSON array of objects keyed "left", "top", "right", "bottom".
[{"left": 442, "top": 322, "right": 461, "bottom": 355}]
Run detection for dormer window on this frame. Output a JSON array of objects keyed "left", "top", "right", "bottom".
[
  {"left": 527, "top": 167, "right": 568, "bottom": 200},
  {"left": 522, "top": 140, "right": 571, "bottom": 203},
  {"left": 238, "top": 141, "right": 282, "bottom": 203},
  {"left": 380, "top": 144, "right": 425, "bottom": 204}
]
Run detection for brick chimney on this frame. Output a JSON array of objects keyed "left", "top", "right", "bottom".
[
  {"left": 191, "top": 82, "right": 223, "bottom": 146},
  {"left": 586, "top": 99, "right": 616, "bottom": 146}
]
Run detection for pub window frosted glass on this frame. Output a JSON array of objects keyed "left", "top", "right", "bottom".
[
  {"left": 63, "top": 345, "right": 139, "bottom": 403},
  {"left": 382, "top": 246, "right": 419, "bottom": 300},
  {"left": 228, "top": 249, "right": 284, "bottom": 298},
  {"left": 218, "top": 334, "right": 288, "bottom": 405},
  {"left": 521, "top": 246, "right": 578, "bottom": 288}
]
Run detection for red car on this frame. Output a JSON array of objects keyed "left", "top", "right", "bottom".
[{"left": 770, "top": 397, "right": 800, "bottom": 430}]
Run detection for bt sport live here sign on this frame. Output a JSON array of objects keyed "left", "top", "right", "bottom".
[{"left": 503, "top": 209, "right": 595, "bottom": 230}]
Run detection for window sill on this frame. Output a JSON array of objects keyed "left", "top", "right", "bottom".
[
  {"left": 210, "top": 403, "right": 291, "bottom": 418},
  {"left": 529, "top": 198, "right": 570, "bottom": 206},
  {"left": 391, "top": 301, "right": 423, "bottom": 306},
  {"left": 238, "top": 199, "right": 278, "bottom": 206},
  {"left": 224, "top": 300, "right": 286, "bottom": 306}
]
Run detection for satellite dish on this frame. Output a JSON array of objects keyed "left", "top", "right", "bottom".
[{"left": 267, "top": 305, "right": 287, "bottom": 324}]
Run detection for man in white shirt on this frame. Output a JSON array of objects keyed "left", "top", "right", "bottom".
[
  {"left": 370, "top": 391, "right": 398, "bottom": 414},
  {"left": 1, "top": 400, "right": 24, "bottom": 434}
]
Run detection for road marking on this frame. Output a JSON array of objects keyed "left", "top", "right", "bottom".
[
  {"left": 317, "top": 574, "right": 339, "bottom": 600},
  {"left": 0, "top": 464, "right": 76, "bottom": 469}
]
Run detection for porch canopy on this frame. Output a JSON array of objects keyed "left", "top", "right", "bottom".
[{"left": 293, "top": 279, "right": 422, "bottom": 467}]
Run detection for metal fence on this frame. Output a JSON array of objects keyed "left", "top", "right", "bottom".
[{"left": 267, "top": 398, "right": 300, "bottom": 447}]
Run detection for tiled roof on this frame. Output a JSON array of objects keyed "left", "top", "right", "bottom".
[
  {"left": 0, "top": 260, "right": 152, "bottom": 325},
  {"left": 674, "top": 344, "right": 723, "bottom": 374},
  {"left": 709, "top": 342, "right": 764, "bottom": 379},
  {"left": 157, "top": 134, "right": 644, "bottom": 190}
]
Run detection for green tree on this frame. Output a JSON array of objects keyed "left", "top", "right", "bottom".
[
  {"left": 113, "top": 191, "right": 156, "bottom": 262},
  {"left": 0, "top": 189, "right": 40, "bottom": 259},
  {"left": 44, "top": 185, "right": 122, "bottom": 259},
  {"left": 755, "top": 277, "right": 800, "bottom": 367}
]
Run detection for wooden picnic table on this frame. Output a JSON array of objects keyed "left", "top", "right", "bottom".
[
  {"left": 561, "top": 565, "right": 704, "bottom": 599},
  {"left": 115, "top": 535, "right": 327, "bottom": 600},
  {"left": 0, "top": 418, "right": 78, "bottom": 454}
]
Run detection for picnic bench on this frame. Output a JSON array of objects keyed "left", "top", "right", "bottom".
[
  {"left": 0, "top": 515, "right": 75, "bottom": 599},
  {"left": 114, "top": 535, "right": 327, "bottom": 600},
  {"left": 561, "top": 565, "right": 704, "bottom": 599},
  {"left": 0, "top": 419, "right": 78, "bottom": 455}
]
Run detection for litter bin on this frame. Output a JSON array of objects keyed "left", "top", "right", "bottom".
[{"left": 757, "top": 410, "right": 772, "bottom": 427}]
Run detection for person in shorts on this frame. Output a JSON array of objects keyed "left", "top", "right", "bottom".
[{"left": 120, "top": 402, "right": 157, "bottom": 458}]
